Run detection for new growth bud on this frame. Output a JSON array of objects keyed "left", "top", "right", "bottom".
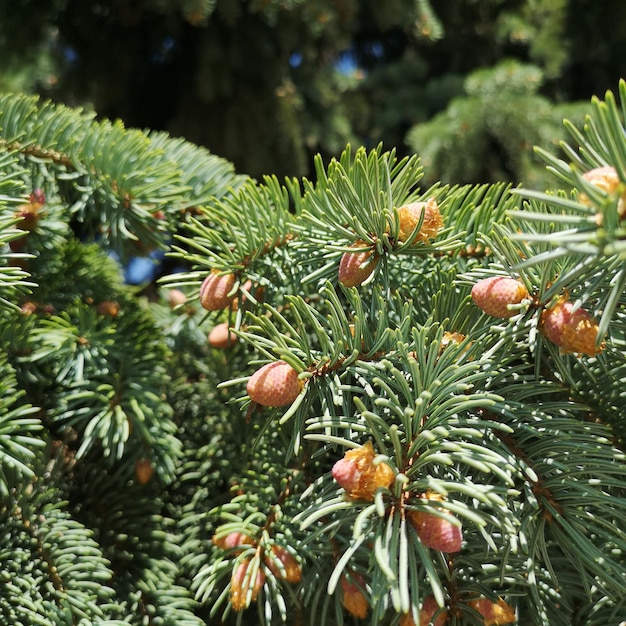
[
  {"left": 338, "top": 241, "right": 380, "bottom": 287},
  {"left": 229, "top": 558, "right": 265, "bottom": 611},
  {"left": 396, "top": 197, "right": 443, "bottom": 244},
  {"left": 540, "top": 299, "right": 604, "bottom": 356},
  {"left": 332, "top": 441, "right": 394, "bottom": 501},
  {"left": 199, "top": 271, "right": 236, "bottom": 311},
  {"left": 208, "top": 322, "right": 238, "bottom": 349},
  {"left": 264, "top": 545, "right": 302, "bottom": 583},
  {"left": 471, "top": 276, "right": 529, "bottom": 318},
  {"left": 247, "top": 360, "right": 303, "bottom": 407},
  {"left": 467, "top": 597, "right": 516, "bottom": 625},
  {"left": 341, "top": 573, "right": 368, "bottom": 619}
]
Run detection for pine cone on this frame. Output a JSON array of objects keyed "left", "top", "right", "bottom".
[
  {"left": 341, "top": 573, "right": 368, "bottom": 619},
  {"left": 208, "top": 322, "right": 238, "bottom": 349},
  {"left": 230, "top": 558, "right": 265, "bottom": 611},
  {"left": 397, "top": 197, "right": 443, "bottom": 244},
  {"left": 332, "top": 441, "right": 394, "bottom": 501},
  {"left": 212, "top": 531, "right": 255, "bottom": 552},
  {"left": 247, "top": 360, "right": 303, "bottom": 407},
  {"left": 264, "top": 545, "right": 302, "bottom": 583},
  {"left": 467, "top": 597, "right": 515, "bottom": 625},
  {"left": 541, "top": 299, "right": 604, "bottom": 356},
  {"left": 199, "top": 271, "right": 236, "bottom": 311},
  {"left": 580, "top": 165, "right": 626, "bottom": 219},
  {"left": 134, "top": 458, "right": 153, "bottom": 485},
  {"left": 408, "top": 493, "right": 462, "bottom": 553},
  {"left": 338, "top": 241, "right": 380, "bottom": 287},
  {"left": 417, "top": 594, "right": 448, "bottom": 626},
  {"left": 471, "top": 276, "right": 529, "bottom": 318}
]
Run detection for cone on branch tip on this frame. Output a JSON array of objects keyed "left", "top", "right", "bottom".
[
  {"left": 208, "top": 322, "right": 238, "bottom": 349},
  {"left": 338, "top": 241, "right": 380, "bottom": 287},
  {"left": 408, "top": 507, "right": 462, "bottom": 553},
  {"left": 580, "top": 165, "right": 626, "bottom": 220},
  {"left": 416, "top": 594, "right": 448, "bottom": 626},
  {"left": 167, "top": 288, "right": 187, "bottom": 308},
  {"left": 340, "top": 573, "right": 368, "bottom": 619},
  {"left": 229, "top": 558, "right": 265, "bottom": 611},
  {"left": 331, "top": 441, "right": 394, "bottom": 501},
  {"left": 408, "top": 491, "right": 462, "bottom": 552},
  {"left": 134, "top": 458, "right": 154, "bottom": 485},
  {"left": 246, "top": 360, "right": 303, "bottom": 407},
  {"left": 467, "top": 597, "right": 516, "bottom": 625},
  {"left": 264, "top": 545, "right": 302, "bottom": 583},
  {"left": 396, "top": 197, "right": 444, "bottom": 244},
  {"left": 212, "top": 531, "right": 256, "bottom": 552},
  {"left": 540, "top": 299, "right": 604, "bottom": 356},
  {"left": 471, "top": 276, "right": 529, "bottom": 318},
  {"left": 199, "top": 270, "right": 236, "bottom": 311}
]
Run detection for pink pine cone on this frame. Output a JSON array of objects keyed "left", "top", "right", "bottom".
[
  {"left": 409, "top": 510, "right": 462, "bottom": 553},
  {"left": 338, "top": 242, "right": 379, "bottom": 287},
  {"left": 540, "top": 300, "right": 603, "bottom": 356},
  {"left": 418, "top": 594, "right": 448, "bottom": 626},
  {"left": 199, "top": 271, "right": 236, "bottom": 311},
  {"left": 208, "top": 322, "right": 238, "bottom": 349},
  {"left": 247, "top": 360, "right": 303, "bottom": 407},
  {"left": 471, "top": 276, "right": 529, "bottom": 318}
]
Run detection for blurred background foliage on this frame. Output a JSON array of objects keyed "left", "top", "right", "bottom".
[{"left": 1, "top": 0, "right": 626, "bottom": 184}]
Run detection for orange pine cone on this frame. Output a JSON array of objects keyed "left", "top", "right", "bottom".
[
  {"left": 341, "top": 573, "right": 368, "bottom": 619},
  {"left": 208, "top": 322, "right": 238, "bottom": 349},
  {"left": 264, "top": 545, "right": 302, "bottom": 583},
  {"left": 540, "top": 300, "right": 604, "bottom": 356},
  {"left": 396, "top": 197, "right": 444, "bottom": 244},
  {"left": 134, "top": 458, "right": 154, "bottom": 485},
  {"left": 331, "top": 441, "right": 395, "bottom": 501},
  {"left": 230, "top": 558, "right": 265, "bottom": 611},
  {"left": 418, "top": 594, "right": 448, "bottom": 626},
  {"left": 468, "top": 597, "right": 515, "bottom": 625},
  {"left": 212, "top": 531, "right": 255, "bottom": 552}
]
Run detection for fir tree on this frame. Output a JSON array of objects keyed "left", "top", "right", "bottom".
[{"left": 0, "top": 77, "right": 625, "bottom": 626}]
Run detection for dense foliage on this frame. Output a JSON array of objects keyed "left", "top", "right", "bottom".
[{"left": 0, "top": 75, "right": 625, "bottom": 625}]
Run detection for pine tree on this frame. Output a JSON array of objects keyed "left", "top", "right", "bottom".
[{"left": 0, "top": 75, "right": 626, "bottom": 626}]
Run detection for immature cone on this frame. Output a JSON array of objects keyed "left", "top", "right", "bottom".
[
  {"left": 397, "top": 197, "right": 444, "bottom": 244},
  {"left": 97, "top": 300, "right": 120, "bottom": 317},
  {"left": 230, "top": 558, "right": 265, "bottom": 611},
  {"left": 331, "top": 441, "right": 394, "bottom": 501},
  {"left": 199, "top": 271, "right": 236, "bottom": 311},
  {"left": 541, "top": 300, "right": 604, "bottom": 356},
  {"left": 408, "top": 495, "right": 462, "bottom": 553},
  {"left": 340, "top": 573, "right": 368, "bottom": 619},
  {"left": 338, "top": 241, "right": 380, "bottom": 287},
  {"left": 467, "top": 597, "right": 515, "bottom": 625},
  {"left": 167, "top": 288, "right": 187, "bottom": 308},
  {"left": 264, "top": 545, "right": 302, "bottom": 583},
  {"left": 471, "top": 276, "right": 529, "bottom": 319},
  {"left": 212, "top": 531, "right": 255, "bottom": 552},
  {"left": 208, "top": 322, "right": 238, "bottom": 349},
  {"left": 417, "top": 594, "right": 448, "bottom": 626},
  {"left": 15, "top": 189, "right": 46, "bottom": 231},
  {"left": 580, "top": 165, "right": 626, "bottom": 219},
  {"left": 246, "top": 360, "right": 303, "bottom": 407},
  {"left": 134, "top": 458, "right": 154, "bottom": 485}
]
